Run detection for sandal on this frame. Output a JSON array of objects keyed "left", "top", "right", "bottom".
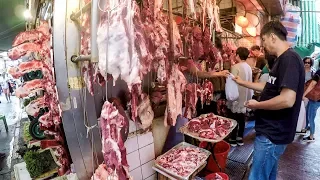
[{"left": 302, "top": 136, "right": 315, "bottom": 142}]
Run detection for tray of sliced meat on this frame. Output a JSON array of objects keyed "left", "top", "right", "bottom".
[
  {"left": 179, "top": 113, "right": 237, "bottom": 143},
  {"left": 154, "top": 142, "right": 211, "bottom": 180}
]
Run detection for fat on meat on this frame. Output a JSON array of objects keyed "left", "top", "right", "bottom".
[
  {"left": 164, "top": 64, "right": 187, "bottom": 126},
  {"left": 213, "top": 2, "right": 223, "bottom": 32},
  {"left": 173, "top": 20, "right": 183, "bottom": 57},
  {"left": 25, "top": 97, "right": 47, "bottom": 117},
  {"left": 97, "top": 0, "right": 141, "bottom": 91},
  {"left": 12, "top": 21, "right": 50, "bottom": 46},
  {"left": 7, "top": 43, "right": 42, "bottom": 60},
  {"left": 99, "top": 101, "right": 130, "bottom": 180},
  {"left": 137, "top": 93, "right": 154, "bottom": 129}
]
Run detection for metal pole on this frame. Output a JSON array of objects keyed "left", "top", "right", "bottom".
[
  {"left": 167, "top": 0, "right": 175, "bottom": 64},
  {"left": 91, "top": 0, "right": 99, "bottom": 63},
  {"left": 70, "top": 2, "right": 92, "bottom": 21}
]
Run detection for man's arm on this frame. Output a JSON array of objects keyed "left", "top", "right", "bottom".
[
  {"left": 188, "top": 63, "right": 229, "bottom": 78},
  {"left": 233, "top": 76, "right": 266, "bottom": 92},
  {"left": 246, "top": 88, "right": 296, "bottom": 110}
]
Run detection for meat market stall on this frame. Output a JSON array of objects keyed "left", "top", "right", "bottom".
[{"left": 8, "top": 0, "right": 244, "bottom": 179}]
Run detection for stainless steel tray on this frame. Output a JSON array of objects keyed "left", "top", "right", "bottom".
[
  {"left": 154, "top": 142, "right": 211, "bottom": 180},
  {"left": 180, "top": 114, "right": 237, "bottom": 143}
]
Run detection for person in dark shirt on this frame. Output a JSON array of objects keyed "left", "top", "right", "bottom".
[
  {"left": 233, "top": 21, "right": 305, "bottom": 180},
  {"left": 302, "top": 69, "right": 320, "bottom": 142}
]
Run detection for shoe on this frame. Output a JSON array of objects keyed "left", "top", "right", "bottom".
[
  {"left": 302, "top": 136, "right": 315, "bottom": 142},
  {"left": 296, "top": 129, "right": 307, "bottom": 135},
  {"left": 236, "top": 138, "right": 244, "bottom": 146},
  {"left": 229, "top": 139, "right": 237, "bottom": 147}
]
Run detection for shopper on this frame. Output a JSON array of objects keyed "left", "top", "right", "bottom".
[
  {"left": 2, "top": 80, "right": 11, "bottom": 103},
  {"left": 233, "top": 21, "right": 305, "bottom": 180},
  {"left": 303, "top": 57, "right": 314, "bottom": 82},
  {"left": 302, "top": 68, "right": 320, "bottom": 142},
  {"left": 227, "top": 47, "right": 253, "bottom": 147}
]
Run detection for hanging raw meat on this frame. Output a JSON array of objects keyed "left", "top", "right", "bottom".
[
  {"left": 184, "top": 83, "right": 198, "bottom": 119},
  {"left": 80, "top": 8, "right": 95, "bottom": 96},
  {"left": 97, "top": 0, "right": 145, "bottom": 91},
  {"left": 99, "top": 101, "right": 130, "bottom": 180},
  {"left": 213, "top": 1, "right": 223, "bottom": 32},
  {"left": 137, "top": 93, "right": 154, "bottom": 130},
  {"left": 9, "top": 20, "right": 70, "bottom": 175},
  {"left": 164, "top": 64, "right": 187, "bottom": 126},
  {"left": 12, "top": 22, "right": 50, "bottom": 47}
]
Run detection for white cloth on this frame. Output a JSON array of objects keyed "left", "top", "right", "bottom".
[
  {"left": 2, "top": 82, "right": 8, "bottom": 89},
  {"left": 259, "top": 73, "right": 269, "bottom": 83},
  {"left": 227, "top": 62, "right": 253, "bottom": 113}
]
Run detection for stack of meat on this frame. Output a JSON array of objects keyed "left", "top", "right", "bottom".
[
  {"left": 156, "top": 145, "right": 208, "bottom": 177},
  {"left": 7, "top": 22, "right": 70, "bottom": 175},
  {"left": 187, "top": 113, "right": 233, "bottom": 140},
  {"left": 92, "top": 101, "right": 130, "bottom": 180}
]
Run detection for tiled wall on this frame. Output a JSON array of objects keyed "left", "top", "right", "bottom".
[{"left": 125, "top": 120, "right": 157, "bottom": 180}]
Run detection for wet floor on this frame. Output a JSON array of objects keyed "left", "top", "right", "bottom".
[
  {"left": 277, "top": 109, "right": 320, "bottom": 180},
  {"left": 0, "top": 95, "right": 21, "bottom": 179}
]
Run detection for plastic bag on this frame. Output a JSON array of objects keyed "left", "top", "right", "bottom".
[
  {"left": 225, "top": 74, "right": 239, "bottom": 101},
  {"left": 296, "top": 101, "right": 306, "bottom": 132}
]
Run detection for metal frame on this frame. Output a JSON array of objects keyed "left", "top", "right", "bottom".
[{"left": 53, "top": 0, "right": 103, "bottom": 179}]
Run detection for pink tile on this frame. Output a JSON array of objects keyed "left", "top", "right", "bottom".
[
  {"left": 139, "top": 143, "right": 155, "bottom": 164},
  {"left": 125, "top": 136, "right": 139, "bottom": 154},
  {"left": 138, "top": 132, "right": 154, "bottom": 148},
  {"left": 127, "top": 150, "right": 141, "bottom": 171},
  {"left": 141, "top": 160, "right": 155, "bottom": 179},
  {"left": 130, "top": 167, "right": 143, "bottom": 180},
  {"left": 144, "top": 173, "right": 156, "bottom": 180}
]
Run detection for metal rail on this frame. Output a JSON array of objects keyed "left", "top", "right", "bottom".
[
  {"left": 71, "top": 55, "right": 92, "bottom": 63},
  {"left": 70, "top": 2, "right": 92, "bottom": 21}
]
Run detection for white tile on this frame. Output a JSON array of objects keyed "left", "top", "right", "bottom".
[
  {"left": 125, "top": 136, "right": 139, "bottom": 154},
  {"left": 130, "top": 167, "right": 143, "bottom": 180},
  {"left": 129, "top": 120, "right": 137, "bottom": 133},
  {"left": 127, "top": 150, "right": 141, "bottom": 171},
  {"left": 138, "top": 132, "right": 154, "bottom": 148},
  {"left": 139, "top": 143, "right": 155, "bottom": 164},
  {"left": 145, "top": 174, "right": 156, "bottom": 180},
  {"left": 141, "top": 160, "right": 155, "bottom": 179}
]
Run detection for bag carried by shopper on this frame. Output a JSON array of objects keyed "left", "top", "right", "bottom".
[
  {"left": 296, "top": 101, "right": 306, "bottom": 132},
  {"left": 225, "top": 74, "right": 239, "bottom": 101},
  {"left": 304, "top": 80, "right": 320, "bottom": 101}
]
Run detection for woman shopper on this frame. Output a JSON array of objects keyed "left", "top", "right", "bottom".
[
  {"left": 2, "top": 80, "right": 11, "bottom": 103},
  {"left": 302, "top": 68, "right": 320, "bottom": 142},
  {"left": 227, "top": 47, "right": 253, "bottom": 146},
  {"left": 298, "top": 57, "right": 315, "bottom": 133},
  {"left": 303, "top": 57, "right": 314, "bottom": 82}
]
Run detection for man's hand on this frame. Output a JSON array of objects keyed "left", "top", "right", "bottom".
[
  {"left": 244, "top": 100, "right": 260, "bottom": 109},
  {"left": 233, "top": 75, "right": 245, "bottom": 85}
]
